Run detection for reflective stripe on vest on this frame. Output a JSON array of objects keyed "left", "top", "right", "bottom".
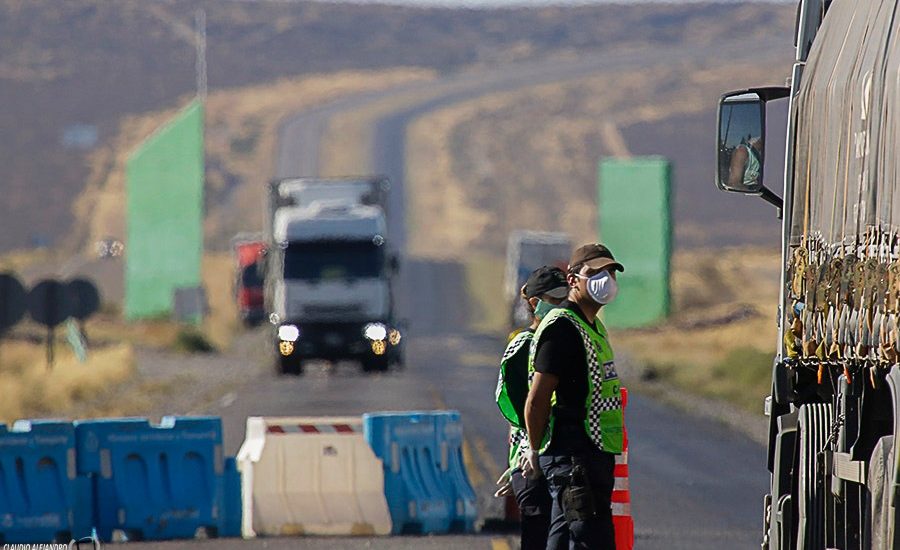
[
  {"left": 496, "top": 330, "right": 534, "bottom": 469},
  {"left": 529, "top": 307, "right": 623, "bottom": 454},
  {"left": 495, "top": 330, "right": 533, "bottom": 428},
  {"left": 507, "top": 426, "right": 529, "bottom": 470}
]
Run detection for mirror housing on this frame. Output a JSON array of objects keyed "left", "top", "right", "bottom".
[{"left": 716, "top": 87, "right": 790, "bottom": 210}]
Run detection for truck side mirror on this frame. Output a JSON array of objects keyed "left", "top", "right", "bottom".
[
  {"left": 716, "top": 87, "right": 790, "bottom": 211},
  {"left": 717, "top": 92, "right": 766, "bottom": 193}
]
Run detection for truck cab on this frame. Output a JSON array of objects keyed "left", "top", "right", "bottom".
[
  {"left": 504, "top": 231, "right": 572, "bottom": 329},
  {"left": 266, "top": 178, "right": 402, "bottom": 375}
]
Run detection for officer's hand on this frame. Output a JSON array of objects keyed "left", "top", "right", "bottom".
[
  {"left": 519, "top": 447, "right": 542, "bottom": 479},
  {"left": 493, "top": 467, "right": 513, "bottom": 498},
  {"left": 495, "top": 467, "right": 511, "bottom": 486},
  {"left": 493, "top": 480, "right": 513, "bottom": 498}
]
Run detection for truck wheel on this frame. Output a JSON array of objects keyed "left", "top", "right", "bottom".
[
  {"left": 278, "top": 355, "right": 303, "bottom": 376},
  {"left": 795, "top": 403, "right": 832, "bottom": 550}
]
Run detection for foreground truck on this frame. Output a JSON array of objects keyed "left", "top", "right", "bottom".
[
  {"left": 504, "top": 230, "right": 571, "bottom": 329},
  {"left": 716, "top": 2, "right": 900, "bottom": 547},
  {"left": 265, "top": 177, "right": 402, "bottom": 375}
]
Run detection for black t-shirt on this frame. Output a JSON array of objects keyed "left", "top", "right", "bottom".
[
  {"left": 504, "top": 329, "right": 533, "bottom": 426},
  {"left": 533, "top": 300, "right": 598, "bottom": 450}
]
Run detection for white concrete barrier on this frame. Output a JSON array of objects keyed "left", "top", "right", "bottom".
[{"left": 237, "top": 416, "right": 392, "bottom": 537}]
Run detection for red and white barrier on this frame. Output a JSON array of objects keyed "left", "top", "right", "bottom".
[
  {"left": 237, "top": 416, "right": 392, "bottom": 537},
  {"left": 266, "top": 422, "right": 360, "bottom": 434}
]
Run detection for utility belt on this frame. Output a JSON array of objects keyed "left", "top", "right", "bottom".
[{"left": 551, "top": 406, "right": 590, "bottom": 447}]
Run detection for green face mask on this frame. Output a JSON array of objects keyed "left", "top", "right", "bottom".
[{"left": 534, "top": 299, "right": 556, "bottom": 320}]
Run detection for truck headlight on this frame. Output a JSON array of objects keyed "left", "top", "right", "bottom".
[
  {"left": 371, "top": 340, "right": 387, "bottom": 356},
  {"left": 389, "top": 328, "right": 402, "bottom": 346},
  {"left": 279, "top": 341, "right": 294, "bottom": 356},
  {"left": 363, "top": 323, "right": 387, "bottom": 341},
  {"left": 278, "top": 324, "right": 300, "bottom": 342}
]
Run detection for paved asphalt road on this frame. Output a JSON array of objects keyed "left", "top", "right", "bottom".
[{"left": 132, "top": 43, "right": 776, "bottom": 549}]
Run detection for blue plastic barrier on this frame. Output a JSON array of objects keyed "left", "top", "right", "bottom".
[
  {"left": 219, "top": 457, "right": 241, "bottom": 537},
  {"left": 363, "top": 411, "right": 477, "bottom": 534},
  {"left": 74, "top": 416, "right": 224, "bottom": 542},
  {"left": 433, "top": 412, "right": 477, "bottom": 533},
  {"left": 0, "top": 420, "right": 92, "bottom": 543}
]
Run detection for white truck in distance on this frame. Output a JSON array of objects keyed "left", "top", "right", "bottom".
[
  {"left": 266, "top": 177, "right": 402, "bottom": 375},
  {"left": 504, "top": 230, "right": 572, "bottom": 329}
]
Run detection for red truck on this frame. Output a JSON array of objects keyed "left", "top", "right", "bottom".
[{"left": 232, "top": 237, "right": 266, "bottom": 326}]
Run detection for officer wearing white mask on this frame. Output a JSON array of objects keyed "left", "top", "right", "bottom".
[{"left": 523, "top": 243, "right": 625, "bottom": 550}]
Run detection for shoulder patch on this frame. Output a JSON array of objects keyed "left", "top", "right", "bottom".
[{"left": 603, "top": 360, "right": 618, "bottom": 380}]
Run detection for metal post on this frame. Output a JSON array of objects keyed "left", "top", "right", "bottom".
[{"left": 195, "top": 9, "right": 207, "bottom": 100}]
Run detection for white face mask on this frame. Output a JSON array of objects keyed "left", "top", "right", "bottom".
[{"left": 575, "top": 270, "right": 618, "bottom": 305}]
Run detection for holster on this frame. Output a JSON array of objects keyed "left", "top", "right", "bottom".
[{"left": 561, "top": 459, "right": 597, "bottom": 522}]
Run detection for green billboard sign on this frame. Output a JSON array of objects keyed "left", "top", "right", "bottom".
[
  {"left": 125, "top": 100, "right": 204, "bottom": 320},
  {"left": 598, "top": 157, "right": 671, "bottom": 329}
]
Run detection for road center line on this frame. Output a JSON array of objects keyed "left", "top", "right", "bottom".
[
  {"left": 473, "top": 434, "right": 502, "bottom": 482},
  {"left": 463, "top": 437, "right": 487, "bottom": 487}
]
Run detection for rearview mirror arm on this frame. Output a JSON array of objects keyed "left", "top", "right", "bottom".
[{"left": 760, "top": 186, "right": 784, "bottom": 219}]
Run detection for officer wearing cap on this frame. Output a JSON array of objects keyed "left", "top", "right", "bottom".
[
  {"left": 523, "top": 244, "right": 625, "bottom": 550},
  {"left": 494, "top": 266, "right": 568, "bottom": 550}
]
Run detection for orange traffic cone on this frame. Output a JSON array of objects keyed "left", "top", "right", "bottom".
[{"left": 613, "top": 387, "right": 634, "bottom": 550}]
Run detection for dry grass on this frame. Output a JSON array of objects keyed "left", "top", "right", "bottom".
[
  {"left": 80, "top": 312, "right": 180, "bottom": 350},
  {"left": 0, "top": 248, "right": 55, "bottom": 273},
  {"left": 0, "top": 340, "right": 134, "bottom": 422},
  {"left": 463, "top": 254, "right": 508, "bottom": 335},
  {"left": 612, "top": 247, "right": 780, "bottom": 412},
  {"left": 201, "top": 252, "right": 238, "bottom": 350},
  {"left": 319, "top": 82, "right": 444, "bottom": 176}
]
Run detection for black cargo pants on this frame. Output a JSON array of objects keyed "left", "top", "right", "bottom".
[
  {"left": 510, "top": 467, "right": 552, "bottom": 550},
  {"left": 539, "top": 444, "right": 616, "bottom": 550}
]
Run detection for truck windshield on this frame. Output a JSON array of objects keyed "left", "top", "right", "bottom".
[{"left": 283, "top": 241, "right": 384, "bottom": 280}]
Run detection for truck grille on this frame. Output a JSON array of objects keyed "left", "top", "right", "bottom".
[{"left": 303, "top": 304, "right": 364, "bottom": 317}]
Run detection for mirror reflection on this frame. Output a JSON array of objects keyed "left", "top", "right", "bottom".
[{"left": 718, "top": 96, "right": 764, "bottom": 193}]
